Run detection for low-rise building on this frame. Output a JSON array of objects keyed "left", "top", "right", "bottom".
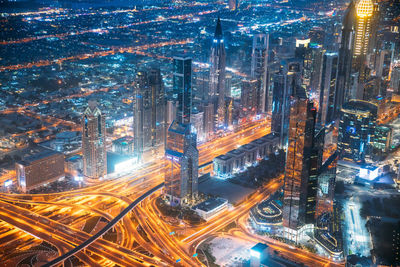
[
  {"left": 213, "top": 133, "right": 279, "bottom": 178},
  {"left": 65, "top": 155, "right": 83, "bottom": 175},
  {"left": 112, "top": 136, "right": 134, "bottom": 155},
  {"left": 16, "top": 147, "right": 65, "bottom": 192},
  {"left": 192, "top": 197, "right": 228, "bottom": 221}
]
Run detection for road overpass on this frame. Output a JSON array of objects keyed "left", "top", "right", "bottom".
[{"left": 43, "top": 182, "right": 164, "bottom": 267}]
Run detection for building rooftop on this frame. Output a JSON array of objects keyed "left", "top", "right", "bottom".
[
  {"left": 241, "top": 144, "right": 256, "bottom": 150},
  {"left": 198, "top": 177, "right": 255, "bottom": 204},
  {"left": 342, "top": 100, "right": 378, "bottom": 114},
  {"left": 251, "top": 243, "right": 269, "bottom": 253},
  {"left": 66, "top": 155, "right": 82, "bottom": 162},
  {"left": 215, "top": 154, "right": 232, "bottom": 161},
  {"left": 17, "top": 147, "right": 63, "bottom": 166},
  {"left": 168, "top": 120, "right": 190, "bottom": 135},
  {"left": 193, "top": 197, "right": 227, "bottom": 212},
  {"left": 227, "top": 148, "right": 246, "bottom": 156},
  {"left": 112, "top": 136, "right": 134, "bottom": 145},
  {"left": 260, "top": 133, "right": 278, "bottom": 141},
  {"left": 250, "top": 138, "right": 268, "bottom": 146},
  {"left": 55, "top": 131, "right": 80, "bottom": 140}
]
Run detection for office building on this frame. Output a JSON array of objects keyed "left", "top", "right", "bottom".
[
  {"left": 316, "top": 153, "right": 338, "bottom": 217},
  {"left": 112, "top": 136, "right": 134, "bottom": 155},
  {"left": 16, "top": 147, "right": 65, "bottom": 192},
  {"left": 338, "top": 100, "right": 378, "bottom": 163},
  {"left": 191, "top": 111, "right": 205, "bottom": 142},
  {"left": 318, "top": 52, "right": 339, "bottom": 126},
  {"left": 271, "top": 61, "right": 301, "bottom": 147},
  {"left": 209, "top": 17, "right": 227, "bottom": 128},
  {"left": 228, "top": 0, "right": 239, "bottom": 11},
  {"left": 306, "top": 127, "right": 325, "bottom": 224},
  {"left": 82, "top": 100, "right": 107, "bottom": 179},
  {"left": 240, "top": 79, "right": 258, "bottom": 117},
  {"left": 338, "top": 1, "right": 356, "bottom": 103},
  {"left": 173, "top": 55, "right": 192, "bottom": 124},
  {"left": 283, "top": 87, "right": 316, "bottom": 242},
  {"left": 370, "top": 125, "right": 392, "bottom": 159},
  {"left": 390, "top": 66, "right": 400, "bottom": 94},
  {"left": 164, "top": 121, "right": 199, "bottom": 206},
  {"left": 353, "top": 0, "right": 375, "bottom": 83},
  {"left": 133, "top": 68, "right": 166, "bottom": 161},
  {"left": 251, "top": 33, "right": 269, "bottom": 113},
  {"left": 203, "top": 102, "right": 215, "bottom": 140},
  {"left": 193, "top": 197, "right": 228, "bottom": 220},
  {"left": 301, "top": 43, "right": 324, "bottom": 98}
]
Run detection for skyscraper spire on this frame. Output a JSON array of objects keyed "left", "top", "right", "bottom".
[
  {"left": 214, "top": 17, "right": 223, "bottom": 39},
  {"left": 209, "top": 17, "right": 226, "bottom": 129}
]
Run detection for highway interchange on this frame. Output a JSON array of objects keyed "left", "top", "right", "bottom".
[{"left": 0, "top": 117, "right": 345, "bottom": 266}]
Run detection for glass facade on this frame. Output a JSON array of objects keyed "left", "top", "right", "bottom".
[{"left": 338, "top": 100, "right": 378, "bottom": 163}]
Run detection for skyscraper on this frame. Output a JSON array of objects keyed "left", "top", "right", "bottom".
[
  {"left": 306, "top": 127, "right": 325, "bottom": 224},
  {"left": 241, "top": 79, "right": 258, "bottom": 117},
  {"left": 82, "top": 100, "right": 107, "bottom": 179},
  {"left": 390, "top": 66, "right": 400, "bottom": 94},
  {"left": 228, "top": 0, "right": 239, "bottom": 11},
  {"left": 203, "top": 102, "right": 215, "bottom": 140},
  {"left": 251, "top": 33, "right": 269, "bottom": 113},
  {"left": 271, "top": 61, "right": 302, "bottom": 147},
  {"left": 173, "top": 56, "right": 192, "bottom": 124},
  {"left": 353, "top": 0, "right": 375, "bottom": 83},
  {"left": 282, "top": 87, "right": 316, "bottom": 242},
  {"left": 338, "top": 1, "right": 356, "bottom": 104},
  {"left": 301, "top": 43, "right": 324, "bottom": 99},
  {"left": 165, "top": 121, "right": 199, "bottom": 205},
  {"left": 133, "top": 68, "right": 165, "bottom": 161},
  {"left": 318, "top": 52, "right": 339, "bottom": 126},
  {"left": 209, "top": 17, "right": 226, "bottom": 128}
]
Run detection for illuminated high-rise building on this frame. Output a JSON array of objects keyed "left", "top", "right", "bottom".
[
  {"left": 353, "top": 0, "right": 375, "bottom": 83},
  {"left": 203, "top": 102, "right": 214, "bottom": 140},
  {"left": 306, "top": 127, "right": 325, "bottom": 224},
  {"left": 338, "top": 1, "right": 356, "bottom": 103},
  {"left": 82, "top": 100, "right": 107, "bottom": 179},
  {"left": 173, "top": 56, "right": 192, "bottom": 124},
  {"left": 209, "top": 17, "right": 226, "bottom": 128},
  {"left": 241, "top": 79, "right": 258, "bottom": 117},
  {"left": 282, "top": 87, "right": 317, "bottom": 242},
  {"left": 133, "top": 68, "right": 165, "bottom": 161},
  {"left": 271, "top": 61, "right": 302, "bottom": 147},
  {"left": 228, "top": 0, "right": 239, "bottom": 11},
  {"left": 318, "top": 52, "right": 339, "bottom": 126},
  {"left": 338, "top": 100, "right": 377, "bottom": 163},
  {"left": 251, "top": 33, "right": 269, "bottom": 113},
  {"left": 300, "top": 43, "right": 324, "bottom": 99},
  {"left": 165, "top": 121, "right": 198, "bottom": 205},
  {"left": 390, "top": 66, "right": 400, "bottom": 94}
]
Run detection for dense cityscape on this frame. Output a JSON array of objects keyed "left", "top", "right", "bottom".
[{"left": 0, "top": 0, "right": 399, "bottom": 266}]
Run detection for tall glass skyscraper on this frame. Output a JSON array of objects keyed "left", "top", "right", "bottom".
[
  {"left": 251, "top": 33, "right": 269, "bottom": 113},
  {"left": 165, "top": 121, "right": 198, "bottom": 206},
  {"left": 133, "top": 68, "right": 166, "bottom": 161},
  {"left": 282, "top": 87, "right": 317, "bottom": 242},
  {"left": 338, "top": 1, "right": 356, "bottom": 104},
  {"left": 82, "top": 100, "right": 107, "bottom": 179},
  {"left": 173, "top": 56, "right": 192, "bottom": 124},
  {"left": 353, "top": 0, "right": 375, "bottom": 85},
  {"left": 209, "top": 17, "right": 226, "bottom": 128},
  {"left": 318, "top": 52, "right": 339, "bottom": 126}
]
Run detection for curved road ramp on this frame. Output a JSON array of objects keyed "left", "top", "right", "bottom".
[{"left": 43, "top": 182, "right": 164, "bottom": 267}]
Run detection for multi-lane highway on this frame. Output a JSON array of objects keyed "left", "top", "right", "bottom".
[{"left": 0, "top": 117, "right": 344, "bottom": 266}]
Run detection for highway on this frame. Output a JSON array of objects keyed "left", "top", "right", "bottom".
[{"left": 0, "top": 116, "right": 341, "bottom": 267}]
